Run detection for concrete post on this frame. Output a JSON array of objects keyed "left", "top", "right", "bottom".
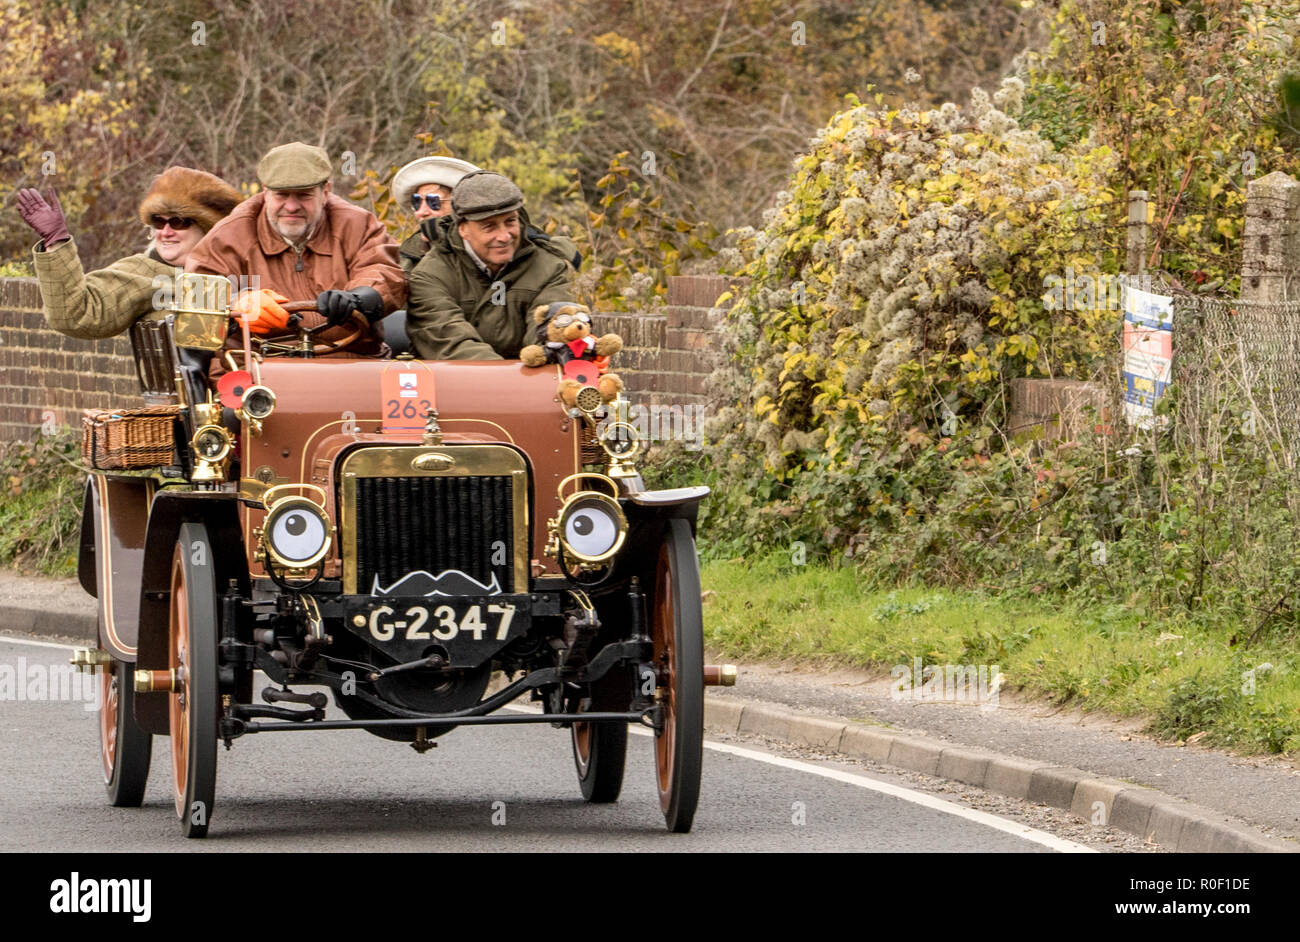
[
  {"left": 1241, "top": 171, "right": 1300, "bottom": 302},
  {"left": 1126, "top": 190, "right": 1148, "bottom": 276}
]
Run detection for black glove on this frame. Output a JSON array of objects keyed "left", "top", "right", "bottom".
[{"left": 316, "top": 286, "right": 385, "bottom": 326}]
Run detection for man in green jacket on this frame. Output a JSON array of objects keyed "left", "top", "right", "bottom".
[{"left": 406, "top": 171, "right": 580, "bottom": 361}]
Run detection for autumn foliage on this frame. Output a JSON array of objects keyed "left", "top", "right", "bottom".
[{"left": 1, "top": 0, "right": 1040, "bottom": 305}]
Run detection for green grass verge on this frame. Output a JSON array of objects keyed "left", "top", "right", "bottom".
[
  {"left": 0, "top": 430, "right": 82, "bottom": 577},
  {"left": 701, "top": 555, "right": 1300, "bottom": 756}
]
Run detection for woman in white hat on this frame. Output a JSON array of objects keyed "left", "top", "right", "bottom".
[{"left": 391, "top": 155, "right": 480, "bottom": 275}]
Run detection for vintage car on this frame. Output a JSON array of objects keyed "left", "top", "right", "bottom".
[{"left": 72, "top": 274, "right": 733, "bottom": 837}]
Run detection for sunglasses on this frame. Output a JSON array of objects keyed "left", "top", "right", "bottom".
[
  {"left": 410, "top": 193, "right": 443, "bottom": 212},
  {"left": 150, "top": 215, "right": 196, "bottom": 230}
]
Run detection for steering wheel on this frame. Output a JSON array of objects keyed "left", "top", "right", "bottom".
[{"left": 255, "top": 300, "right": 368, "bottom": 357}]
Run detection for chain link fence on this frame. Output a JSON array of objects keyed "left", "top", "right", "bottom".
[{"left": 1172, "top": 295, "right": 1300, "bottom": 469}]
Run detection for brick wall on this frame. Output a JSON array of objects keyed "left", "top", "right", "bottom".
[
  {"left": 0, "top": 273, "right": 735, "bottom": 443},
  {"left": 601, "top": 274, "right": 733, "bottom": 410},
  {"left": 0, "top": 278, "right": 138, "bottom": 441}
]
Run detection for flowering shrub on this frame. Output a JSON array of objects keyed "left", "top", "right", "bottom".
[{"left": 702, "top": 80, "right": 1118, "bottom": 555}]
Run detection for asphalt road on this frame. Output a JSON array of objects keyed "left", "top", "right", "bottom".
[{"left": 0, "top": 636, "right": 1088, "bottom": 852}]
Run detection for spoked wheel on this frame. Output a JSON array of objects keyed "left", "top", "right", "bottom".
[
  {"left": 571, "top": 693, "right": 628, "bottom": 803},
  {"left": 98, "top": 630, "right": 152, "bottom": 807},
  {"left": 168, "top": 522, "right": 219, "bottom": 838},
  {"left": 651, "top": 518, "right": 704, "bottom": 832}
]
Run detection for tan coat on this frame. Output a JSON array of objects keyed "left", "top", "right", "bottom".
[
  {"left": 31, "top": 237, "right": 174, "bottom": 339},
  {"left": 185, "top": 192, "right": 406, "bottom": 356}
]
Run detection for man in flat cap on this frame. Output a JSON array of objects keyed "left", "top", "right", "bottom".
[
  {"left": 394, "top": 155, "right": 581, "bottom": 276},
  {"left": 186, "top": 141, "right": 405, "bottom": 358},
  {"left": 406, "top": 170, "right": 581, "bottom": 361}
]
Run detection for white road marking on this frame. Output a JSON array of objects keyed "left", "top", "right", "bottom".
[
  {"left": 0, "top": 635, "right": 80, "bottom": 651},
  {"left": 512, "top": 701, "right": 1095, "bottom": 853},
  {"left": 691, "top": 737, "right": 1097, "bottom": 853},
  {"left": 1, "top": 634, "right": 1095, "bottom": 851}
]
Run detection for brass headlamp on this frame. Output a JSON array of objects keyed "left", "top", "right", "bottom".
[
  {"left": 546, "top": 473, "right": 628, "bottom": 566},
  {"left": 255, "top": 484, "right": 333, "bottom": 572}
]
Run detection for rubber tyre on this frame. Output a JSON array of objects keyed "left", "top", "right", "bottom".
[
  {"left": 651, "top": 518, "right": 704, "bottom": 832},
  {"left": 168, "top": 522, "right": 219, "bottom": 838},
  {"left": 572, "top": 704, "right": 628, "bottom": 803},
  {"left": 98, "top": 636, "right": 152, "bottom": 807}
]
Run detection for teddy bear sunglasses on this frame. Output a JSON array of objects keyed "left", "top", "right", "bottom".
[{"left": 551, "top": 312, "right": 591, "bottom": 328}]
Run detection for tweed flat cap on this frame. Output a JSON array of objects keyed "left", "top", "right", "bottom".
[
  {"left": 257, "top": 142, "right": 332, "bottom": 190},
  {"left": 451, "top": 171, "right": 524, "bottom": 221}
]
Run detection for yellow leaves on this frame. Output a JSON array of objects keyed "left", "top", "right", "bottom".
[
  {"left": 826, "top": 115, "right": 855, "bottom": 145},
  {"left": 592, "top": 31, "right": 642, "bottom": 68},
  {"left": 779, "top": 351, "right": 805, "bottom": 382},
  {"left": 924, "top": 173, "right": 963, "bottom": 196}
]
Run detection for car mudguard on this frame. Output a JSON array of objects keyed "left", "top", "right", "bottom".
[{"left": 79, "top": 474, "right": 155, "bottom": 661}]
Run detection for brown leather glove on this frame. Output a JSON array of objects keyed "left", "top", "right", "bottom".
[{"left": 15, "top": 186, "right": 71, "bottom": 248}]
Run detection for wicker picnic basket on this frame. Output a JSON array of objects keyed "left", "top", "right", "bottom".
[{"left": 81, "top": 405, "right": 179, "bottom": 470}]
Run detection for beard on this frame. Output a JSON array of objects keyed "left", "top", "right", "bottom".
[{"left": 273, "top": 215, "right": 310, "bottom": 240}]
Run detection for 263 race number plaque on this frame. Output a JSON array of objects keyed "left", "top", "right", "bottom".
[{"left": 380, "top": 363, "right": 435, "bottom": 433}]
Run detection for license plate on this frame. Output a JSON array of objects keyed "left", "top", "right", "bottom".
[{"left": 344, "top": 596, "right": 531, "bottom": 664}]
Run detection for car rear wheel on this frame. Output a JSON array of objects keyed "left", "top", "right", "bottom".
[
  {"left": 168, "top": 522, "right": 219, "bottom": 839},
  {"left": 651, "top": 519, "right": 704, "bottom": 833},
  {"left": 98, "top": 629, "right": 152, "bottom": 807}
]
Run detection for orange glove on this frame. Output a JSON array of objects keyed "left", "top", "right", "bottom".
[{"left": 231, "top": 289, "right": 290, "bottom": 335}]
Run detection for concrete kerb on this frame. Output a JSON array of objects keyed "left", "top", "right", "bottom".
[
  {"left": 0, "top": 602, "right": 95, "bottom": 643},
  {"left": 704, "top": 694, "right": 1299, "bottom": 853},
  {"left": 984, "top": 756, "right": 1051, "bottom": 799}
]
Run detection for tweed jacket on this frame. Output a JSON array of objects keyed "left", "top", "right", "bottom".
[{"left": 31, "top": 237, "right": 173, "bottom": 339}]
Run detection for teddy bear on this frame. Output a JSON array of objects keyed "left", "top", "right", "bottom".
[{"left": 519, "top": 301, "right": 624, "bottom": 406}]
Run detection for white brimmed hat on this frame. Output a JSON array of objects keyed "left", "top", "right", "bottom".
[{"left": 391, "top": 156, "right": 481, "bottom": 209}]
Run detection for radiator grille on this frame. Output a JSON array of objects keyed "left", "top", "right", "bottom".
[{"left": 354, "top": 475, "right": 514, "bottom": 594}]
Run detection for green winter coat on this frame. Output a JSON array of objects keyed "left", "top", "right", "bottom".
[
  {"left": 31, "top": 237, "right": 174, "bottom": 339},
  {"left": 406, "top": 216, "right": 579, "bottom": 361}
]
